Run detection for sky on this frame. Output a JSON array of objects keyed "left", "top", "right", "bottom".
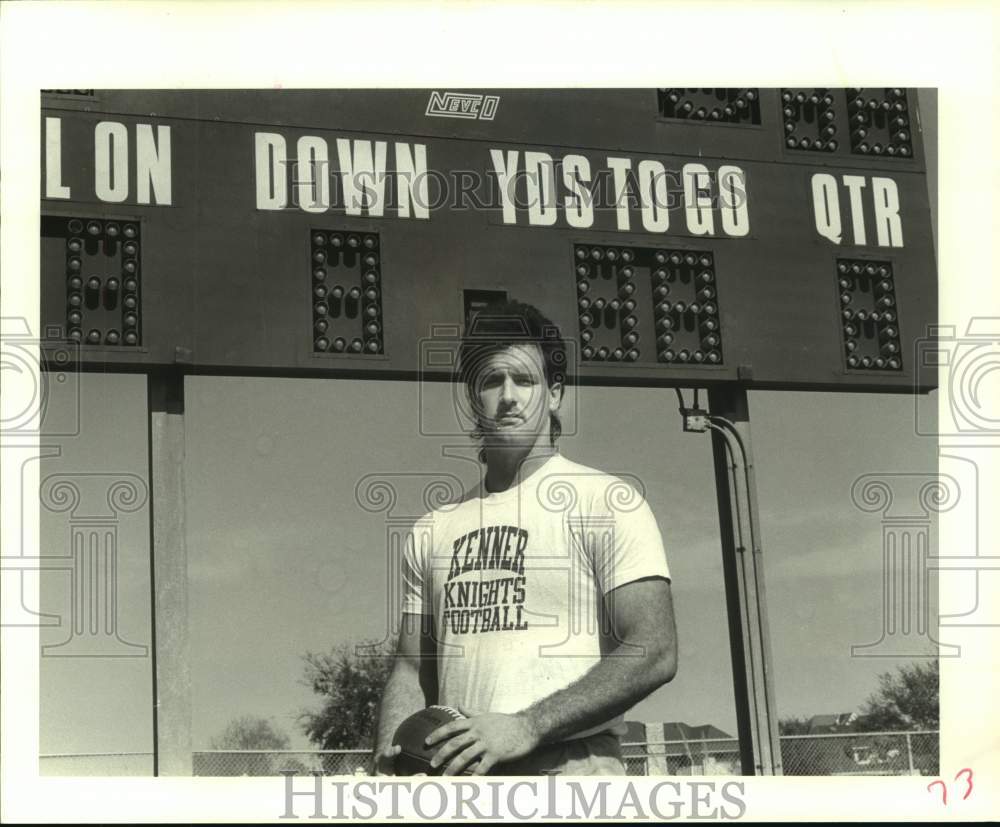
[
  {"left": 37, "top": 89, "right": 943, "bottom": 757},
  {"left": 39, "top": 372, "right": 943, "bottom": 754}
]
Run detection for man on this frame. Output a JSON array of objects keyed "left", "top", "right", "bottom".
[{"left": 374, "top": 299, "right": 677, "bottom": 775}]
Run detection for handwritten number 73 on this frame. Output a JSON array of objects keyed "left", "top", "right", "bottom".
[{"left": 927, "top": 768, "right": 973, "bottom": 805}]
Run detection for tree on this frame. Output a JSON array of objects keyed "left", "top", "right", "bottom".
[
  {"left": 298, "top": 639, "right": 394, "bottom": 752},
  {"left": 210, "top": 715, "right": 291, "bottom": 750},
  {"left": 204, "top": 715, "right": 293, "bottom": 776},
  {"left": 857, "top": 660, "right": 939, "bottom": 731},
  {"left": 779, "top": 716, "right": 812, "bottom": 735}
]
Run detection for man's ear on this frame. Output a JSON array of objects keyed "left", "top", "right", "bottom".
[{"left": 547, "top": 380, "right": 564, "bottom": 412}]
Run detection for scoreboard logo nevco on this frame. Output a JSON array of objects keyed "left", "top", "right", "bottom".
[{"left": 426, "top": 91, "right": 499, "bottom": 121}]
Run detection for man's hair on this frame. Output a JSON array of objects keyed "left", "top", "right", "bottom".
[{"left": 458, "top": 299, "right": 567, "bottom": 456}]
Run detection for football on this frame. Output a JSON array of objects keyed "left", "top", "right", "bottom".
[{"left": 391, "top": 705, "right": 466, "bottom": 776}]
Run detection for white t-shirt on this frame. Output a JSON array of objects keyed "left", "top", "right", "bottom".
[{"left": 401, "top": 453, "right": 671, "bottom": 740}]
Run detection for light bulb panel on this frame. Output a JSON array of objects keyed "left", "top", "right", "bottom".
[
  {"left": 781, "top": 88, "right": 839, "bottom": 153},
  {"left": 657, "top": 88, "right": 761, "bottom": 126},
  {"left": 53, "top": 216, "right": 141, "bottom": 347},
  {"left": 847, "top": 89, "right": 913, "bottom": 158},
  {"left": 311, "top": 228, "right": 384, "bottom": 354},
  {"left": 781, "top": 88, "right": 914, "bottom": 159},
  {"left": 573, "top": 243, "right": 724, "bottom": 367},
  {"left": 837, "top": 257, "right": 902, "bottom": 372}
]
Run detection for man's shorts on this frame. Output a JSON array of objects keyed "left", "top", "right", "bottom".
[{"left": 491, "top": 731, "right": 626, "bottom": 776}]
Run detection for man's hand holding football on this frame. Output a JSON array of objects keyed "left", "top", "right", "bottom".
[{"left": 425, "top": 709, "right": 540, "bottom": 776}]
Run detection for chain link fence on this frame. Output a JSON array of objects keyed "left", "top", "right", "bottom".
[
  {"left": 780, "top": 731, "right": 938, "bottom": 776},
  {"left": 623, "top": 731, "right": 938, "bottom": 776},
  {"left": 188, "top": 731, "right": 938, "bottom": 777},
  {"left": 42, "top": 731, "right": 937, "bottom": 777},
  {"left": 192, "top": 750, "right": 372, "bottom": 777}
]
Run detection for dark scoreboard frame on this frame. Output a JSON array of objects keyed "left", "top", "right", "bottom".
[{"left": 39, "top": 88, "right": 937, "bottom": 393}]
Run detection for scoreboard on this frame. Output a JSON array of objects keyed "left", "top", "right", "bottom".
[{"left": 39, "top": 89, "right": 937, "bottom": 392}]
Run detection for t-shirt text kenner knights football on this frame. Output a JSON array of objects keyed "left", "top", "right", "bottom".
[
  {"left": 442, "top": 525, "right": 528, "bottom": 634},
  {"left": 401, "top": 454, "right": 671, "bottom": 740}
]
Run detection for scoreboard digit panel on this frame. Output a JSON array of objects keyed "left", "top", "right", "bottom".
[{"left": 39, "top": 89, "right": 937, "bottom": 392}]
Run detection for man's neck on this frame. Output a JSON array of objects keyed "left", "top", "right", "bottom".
[{"left": 483, "top": 441, "right": 557, "bottom": 494}]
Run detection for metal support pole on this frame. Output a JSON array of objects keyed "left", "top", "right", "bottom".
[
  {"left": 646, "top": 723, "right": 669, "bottom": 776},
  {"left": 707, "top": 386, "right": 782, "bottom": 775},
  {"left": 147, "top": 370, "right": 192, "bottom": 775},
  {"left": 906, "top": 732, "right": 915, "bottom": 775}
]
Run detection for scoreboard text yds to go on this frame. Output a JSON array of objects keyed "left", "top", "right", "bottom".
[{"left": 38, "top": 89, "right": 937, "bottom": 393}]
